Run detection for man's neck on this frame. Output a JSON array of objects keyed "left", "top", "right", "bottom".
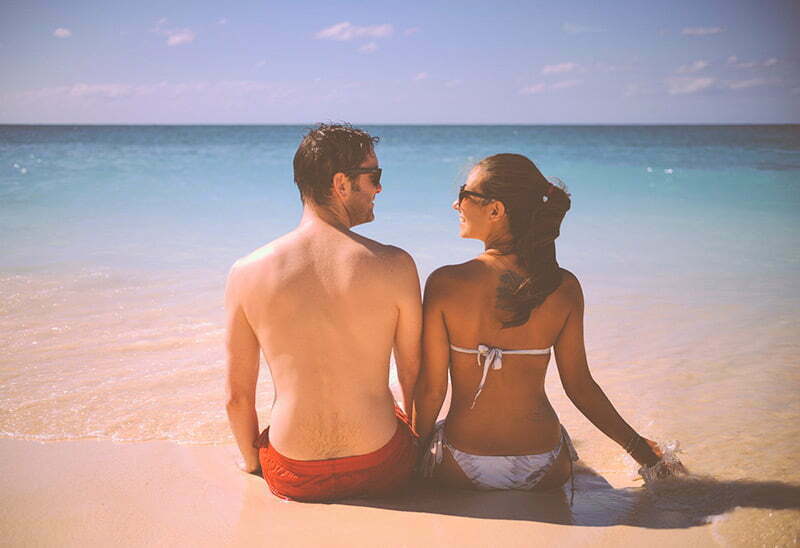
[{"left": 300, "top": 203, "right": 353, "bottom": 232}]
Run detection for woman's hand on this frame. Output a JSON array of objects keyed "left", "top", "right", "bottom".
[{"left": 630, "top": 436, "right": 662, "bottom": 467}]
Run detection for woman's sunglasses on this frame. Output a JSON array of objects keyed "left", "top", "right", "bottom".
[{"left": 458, "top": 184, "right": 493, "bottom": 204}]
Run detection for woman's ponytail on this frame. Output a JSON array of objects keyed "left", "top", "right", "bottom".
[{"left": 476, "top": 156, "right": 571, "bottom": 327}]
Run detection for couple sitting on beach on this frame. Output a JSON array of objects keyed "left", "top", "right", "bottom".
[{"left": 225, "top": 123, "right": 662, "bottom": 502}]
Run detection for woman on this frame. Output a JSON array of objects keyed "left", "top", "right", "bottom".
[{"left": 413, "top": 153, "right": 662, "bottom": 496}]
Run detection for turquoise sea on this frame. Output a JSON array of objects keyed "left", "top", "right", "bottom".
[{"left": 1, "top": 125, "right": 799, "bottom": 540}]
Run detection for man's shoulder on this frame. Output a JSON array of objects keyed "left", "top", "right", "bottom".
[
  {"left": 228, "top": 232, "right": 298, "bottom": 283},
  {"left": 378, "top": 243, "right": 416, "bottom": 268},
  {"left": 348, "top": 234, "right": 415, "bottom": 269},
  {"left": 230, "top": 242, "right": 279, "bottom": 276}
]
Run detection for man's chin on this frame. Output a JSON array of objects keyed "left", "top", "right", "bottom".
[{"left": 352, "top": 212, "right": 375, "bottom": 226}]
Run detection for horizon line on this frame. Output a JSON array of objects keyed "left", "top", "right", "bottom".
[{"left": 2, "top": 122, "right": 799, "bottom": 127}]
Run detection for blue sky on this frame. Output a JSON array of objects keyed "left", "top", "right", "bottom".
[{"left": 1, "top": 0, "right": 798, "bottom": 123}]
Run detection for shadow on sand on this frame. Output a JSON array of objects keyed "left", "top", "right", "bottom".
[{"left": 339, "top": 464, "right": 800, "bottom": 529}]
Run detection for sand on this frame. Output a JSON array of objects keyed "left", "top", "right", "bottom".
[{"left": 1, "top": 438, "right": 728, "bottom": 547}]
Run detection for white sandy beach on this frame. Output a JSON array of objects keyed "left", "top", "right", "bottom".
[
  {"left": 3, "top": 438, "right": 733, "bottom": 547},
  {"left": 3, "top": 281, "right": 800, "bottom": 546}
]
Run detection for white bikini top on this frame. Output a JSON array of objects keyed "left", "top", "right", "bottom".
[{"left": 450, "top": 343, "right": 551, "bottom": 409}]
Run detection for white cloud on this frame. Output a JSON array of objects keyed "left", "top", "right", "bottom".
[
  {"left": 551, "top": 79, "right": 582, "bottom": 90},
  {"left": 727, "top": 56, "right": 779, "bottom": 69},
  {"left": 562, "top": 22, "right": 603, "bottom": 34},
  {"left": 218, "top": 18, "right": 227, "bottom": 25},
  {"left": 53, "top": 28, "right": 72, "bottom": 38},
  {"left": 358, "top": 42, "right": 378, "bottom": 54},
  {"left": 413, "top": 72, "right": 428, "bottom": 81},
  {"left": 445, "top": 79, "right": 462, "bottom": 88},
  {"left": 681, "top": 26, "right": 723, "bottom": 36},
  {"left": 152, "top": 19, "right": 196, "bottom": 46},
  {"left": 624, "top": 84, "right": 641, "bottom": 97},
  {"left": 18, "top": 81, "right": 295, "bottom": 103},
  {"left": 68, "top": 83, "right": 133, "bottom": 99},
  {"left": 519, "top": 80, "right": 582, "bottom": 94},
  {"left": 254, "top": 60, "right": 267, "bottom": 69},
  {"left": 519, "top": 84, "right": 546, "bottom": 95},
  {"left": 542, "top": 62, "right": 578, "bottom": 75},
  {"left": 666, "top": 77, "right": 715, "bottom": 94},
  {"left": 727, "top": 78, "right": 767, "bottom": 90},
  {"left": 315, "top": 22, "right": 393, "bottom": 41},
  {"left": 404, "top": 27, "right": 421, "bottom": 36},
  {"left": 166, "top": 29, "right": 195, "bottom": 46},
  {"left": 677, "top": 60, "right": 709, "bottom": 74}
]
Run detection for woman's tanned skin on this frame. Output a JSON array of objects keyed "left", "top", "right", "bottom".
[{"left": 413, "top": 164, "right": 660, "bottom": 489}]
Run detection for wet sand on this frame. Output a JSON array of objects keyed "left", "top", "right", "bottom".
[{"left": 6, "top": 438, "right": 798, "bottom": 547}]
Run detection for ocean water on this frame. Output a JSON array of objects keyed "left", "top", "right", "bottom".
[{"left": 2, "top": 125, "right": 799, "bottom": 542}]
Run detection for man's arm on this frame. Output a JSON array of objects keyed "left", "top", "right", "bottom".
[
  {"left": 391, "top": 249, "right": 422, "bottom": 417},
  {"left": 224, "top": 263, "right": 262, "bottom": 474},
  {"left": 412, "top": 268, "right": 450, "bottom": 444}
]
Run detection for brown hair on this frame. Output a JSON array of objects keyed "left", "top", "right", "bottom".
[
  {"left": 474, "top": 153, "right": 571, "bottom": 327},
  {"left": 293, "top": 123, "right": 379, "bottom": 205}
]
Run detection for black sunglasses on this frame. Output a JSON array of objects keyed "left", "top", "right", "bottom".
[
  {"left": 458, "top": 184, "right": 493, "bottom": 204},
  {"left": 345, "top": 167, "right": 382, "bottom": 186}
]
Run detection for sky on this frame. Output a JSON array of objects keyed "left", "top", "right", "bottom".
[{"left": 1, "top": 0, "right": 798, "bottom": 124}]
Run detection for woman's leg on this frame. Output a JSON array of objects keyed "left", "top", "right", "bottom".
[
  {"left": 532, "top": 436, "right": 572, "bottom": 490},
  {"left": 433, "top": 446, "right": 476, "bottom": 489}
]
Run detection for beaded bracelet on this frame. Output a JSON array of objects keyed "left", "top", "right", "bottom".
[{"left": 624, "top": 433, "right": 643, "bottom": 454}]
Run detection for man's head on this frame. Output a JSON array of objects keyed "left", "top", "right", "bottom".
[{"left": 293, "top": 123, "right": 381, "bottom": 217}]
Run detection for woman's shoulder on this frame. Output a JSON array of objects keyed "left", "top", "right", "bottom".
[
  {"left": 425, "top": 260, "right": 487, "bottom": 294},
  {"left": 429, "top": 259, "right": 489, "bottom": 282},
  {"left": 557, "top": 267, "right": 580, "bottom": 287},
  {"left": 553, "top": 267, "right": 584, "bottom": 304}
]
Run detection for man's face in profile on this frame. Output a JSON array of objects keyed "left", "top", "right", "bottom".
[{"left": 346, "top": 152, "right": 382, "bottom": 226}]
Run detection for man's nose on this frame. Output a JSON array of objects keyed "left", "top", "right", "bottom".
[{"left": 452, "top": 199, "right": 460, "bottom": 210}]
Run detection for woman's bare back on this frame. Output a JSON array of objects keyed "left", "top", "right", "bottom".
[{"left": 431, "top": 255, "right": 578, "bottom": 455}]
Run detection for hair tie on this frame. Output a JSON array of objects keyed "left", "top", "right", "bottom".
[
  {"left": 542, "top": 184, "right": 555, "bottom": 203},
  {"left": 543, "top": 176, "right": 562, "bottom": 203}
]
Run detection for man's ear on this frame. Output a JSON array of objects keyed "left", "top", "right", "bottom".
[
  {"left": 331, "top": 172, "right": 350, "bottom": 201},
  {"left": 489, "top": 200, "right": 506, "bottom": 222}
]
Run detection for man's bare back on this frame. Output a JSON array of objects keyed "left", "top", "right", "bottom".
[
  {"left": 225, "top": 124, "right": 421, "bottom": 481},
  {"left": 227, "top": 220, "right": 420, "bottom": 460}
]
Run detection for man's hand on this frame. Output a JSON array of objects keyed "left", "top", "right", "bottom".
[{"left": 238, "top": 457, "right": 262, "bottom": 477}]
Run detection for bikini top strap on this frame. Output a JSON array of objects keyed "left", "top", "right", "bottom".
[{"left": 449, "top": 344, "right": 551, "bottom": 408}]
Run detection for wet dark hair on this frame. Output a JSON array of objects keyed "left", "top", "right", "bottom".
[
  {"left": 293, "top": 123, "right": 379, "bottom": 205},
  {"left": 473, "top": 153, "right": 571, "bottom": 328}
]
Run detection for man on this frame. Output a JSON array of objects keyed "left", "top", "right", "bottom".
[{"left": 225, "top": 123, "right": 422, "bottom": 502}]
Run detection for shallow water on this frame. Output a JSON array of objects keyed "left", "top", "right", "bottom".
[{"left": 1, "top": 125, "right": 799, "bottom": 544}]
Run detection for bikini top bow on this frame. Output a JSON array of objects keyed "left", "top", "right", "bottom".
[
  {"left": 449, "top": 343, "right": 552, "bottom": 409},
  {"left": 471, "top": 344, "right": 503, "bottom": 408}
]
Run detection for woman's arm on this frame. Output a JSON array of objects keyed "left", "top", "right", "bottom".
[
  {"left": 554, "top": 272, "right": 661, "bottom": 467},
  {"left": 412, "top": 269, "right": 451, "bottom": 445}
]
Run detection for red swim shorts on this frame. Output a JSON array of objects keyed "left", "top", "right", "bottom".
[{"left": 256, "top": 407, "right": 418, "bottom": 502}]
